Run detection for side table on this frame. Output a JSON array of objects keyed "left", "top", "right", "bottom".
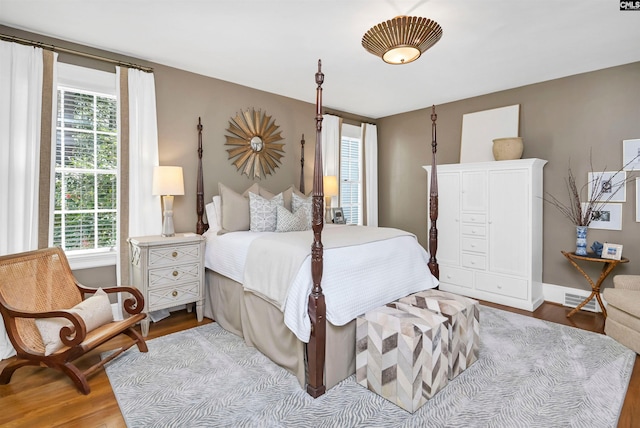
[
  {"left": 561, "top": 251, "right": 629, "bottom": 318},
  {"left": 128, "top": 233, "right": 205, "bottom": 336}
]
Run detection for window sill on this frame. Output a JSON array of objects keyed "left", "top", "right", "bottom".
[{"left": 66, "top": 250, "right": 117, "bottom": 271}]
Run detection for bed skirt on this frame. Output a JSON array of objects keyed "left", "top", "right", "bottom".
[{"left": 204, "top": 269, "right": 356, "bottom": 389}]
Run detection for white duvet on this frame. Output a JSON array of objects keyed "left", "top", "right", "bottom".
[{"left": 203, "top": 225, "right": 438, "bottom": 342}]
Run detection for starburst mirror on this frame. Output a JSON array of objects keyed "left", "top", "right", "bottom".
[{"left": 224, "top": 108, "right": 285, "bottom": 179}]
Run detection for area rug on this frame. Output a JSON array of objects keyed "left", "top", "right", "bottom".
[{"left": 104, "top": 306, "right": 635, "bottom": 427}]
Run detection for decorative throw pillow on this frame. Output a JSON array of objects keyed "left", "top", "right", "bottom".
[
  {"left": 206, "top": 195, "right": 223, "bottom": 233},
  {"left": 292, "top": 192, "right": 313, "bottom": 229},
  {"left": 35, "top": 288, "right": 114, "bottom": 356},
  {"left": 276, "top": 205, "right": 309, "bottom": 232},
  {"left": 249, "top": 192, "right": 284, "bottom": 232},
  {"left": 218, "top": 182, "right": 260, "bottom": 232}
]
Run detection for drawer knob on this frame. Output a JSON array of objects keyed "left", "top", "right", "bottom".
[
  {"left": 172, "top": 290, "right": 178, "bottom": 297},
  {"left": 172, "top": 251, "right": 178, "bottom": 258},
  {"left": 497, "top": 284, "right": 502, "bottom": 289},
  {"left": 172, "top": 270, "right": 178, "bottom": 277},
  {"left": 471, "top": 244, "right": 476, "bottom": 248}
]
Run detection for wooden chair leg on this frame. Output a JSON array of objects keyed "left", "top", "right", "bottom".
[
  {"left": 58, "top": 362, "right": 91, "bottom": 395},
  {"left": 123, "top": 328, "right": 148, "bottom": 353},
  {"left": 0, "top": 358, "right": 35, "bottom": 384}
]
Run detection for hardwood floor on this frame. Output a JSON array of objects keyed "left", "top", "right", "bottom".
[{"left": 1, "top": 303, "right": 638, "bottom": 427}]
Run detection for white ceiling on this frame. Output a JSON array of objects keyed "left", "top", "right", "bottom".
[{"left": 1, "top": 0, "right": 639, "bottom": 119}]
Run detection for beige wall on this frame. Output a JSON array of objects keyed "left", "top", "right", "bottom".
[
  {"left": 3, "top": 24, "right": 639, "bottom": 294},
  {"left": 1, "top": 25, "right": 318, "bottom": 288},
  {"left": 377, "top": 62, "right": 640, "bottom": 292}
]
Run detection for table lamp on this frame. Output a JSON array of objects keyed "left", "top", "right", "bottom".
[
  {"left": 323, "top": 175, "right": 338, "bottom": 223},
  {"left": 152, "top": 166, "right": 185, "bottom": 237}
]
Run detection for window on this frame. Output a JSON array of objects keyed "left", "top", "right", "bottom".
[
  {"left": 52, "top": 64, "right": 118, "bottom": 268},
  {"left": 339, "top": 124, "right": 362, "bottom": 225}
]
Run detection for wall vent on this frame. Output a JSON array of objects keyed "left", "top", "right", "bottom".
[{"left": 563, "top": 292, "right": 599, "bottom": 313}]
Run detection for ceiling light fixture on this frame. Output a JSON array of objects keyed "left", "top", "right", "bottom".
[{"left": 362, "top": 16, "right": 443, "bottom": 65}]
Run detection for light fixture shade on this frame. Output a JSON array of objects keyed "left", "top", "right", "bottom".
[
  {"left": 152, "top": 166, "right": 185, "bottom": 196},
  {"left": 323, "top": 175, "right": 339, "bottom": 197},
  {"left": 362, "top": 16, "right": 443, "bottom": 65}
]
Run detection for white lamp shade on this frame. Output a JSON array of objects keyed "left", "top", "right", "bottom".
[
  {"left": 152, "top": 166, "right": 185, "bottom": 196},
  {"left": 323, "top": 175, "right": 338, "bottom": 197}
]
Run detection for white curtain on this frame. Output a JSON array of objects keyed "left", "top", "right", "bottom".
[
  {"left": 321, "top": 114, "right": 341, "bottom": 211},
  {"left": 0, "top": 41, "right": 43, "bottom": 359},
  {"left": 362, "top": 123, "right": 378, "bottom": 226},
  {"left": 125, "top": 68, "right": 162, "bottom": 238},
  {"left": 115, "top": 67, "right": 161, "bottom": 290}
]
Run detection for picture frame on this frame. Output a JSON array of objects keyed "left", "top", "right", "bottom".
[
  {"left": 332, "top": 207, "right": 346, "bottom": 224},
  {"left": 637, "top": 178, "right": 640, "bottom": 222},
  {"left": 601, "top": 242, "right": 623, "bottom": 260},
  {"left": 623, "top": 138, "right": 640, "bottom": 171},
  {"left": 587, "top": 171, "right": 626, "bottom": 202},
  {"left": 583, "top": 202, "right": 622, "bottom": 230}
]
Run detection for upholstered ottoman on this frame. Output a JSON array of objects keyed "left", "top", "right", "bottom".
[
  {"left": 398, "top": 289, "right": 480, "bottom": 379},
  {"left": 356, "top": 305, "right": 449, "bottom": 413}
]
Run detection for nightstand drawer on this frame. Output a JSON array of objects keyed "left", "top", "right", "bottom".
[
  {"left": 148, "top": 244, "right": 201, "bottom": 268},
  {"left": 461, "top": 237, "right": 487, "bottom": 253},
  {"left": 149, "top": 263, "right": 201, "bottom": 288},
  {"left": 148, "top": 282, "right": 202, "bottom": 309}
]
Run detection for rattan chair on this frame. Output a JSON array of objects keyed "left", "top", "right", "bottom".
[{"left": 0, "top": 247, "right": 148, "bottom": 394}]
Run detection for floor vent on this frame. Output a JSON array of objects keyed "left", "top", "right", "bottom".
[{"left": 563, "top": 292, "right": 598, "bottom": 312}]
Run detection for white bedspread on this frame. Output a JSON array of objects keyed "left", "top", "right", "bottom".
[{"left": 203, "top": 225, "right": 438, "bottom": 342}]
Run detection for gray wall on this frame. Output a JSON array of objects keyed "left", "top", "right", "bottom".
[{"left": 377, "top": 62, "right": 640, "bottom": 292}]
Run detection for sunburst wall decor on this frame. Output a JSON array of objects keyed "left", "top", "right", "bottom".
[{"left": 224, "top": 108, "right": 285, "bottom": 179}]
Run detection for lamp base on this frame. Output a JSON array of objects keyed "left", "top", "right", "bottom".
[
  {"left": 325, "top": 196, "right": 332, "bottom": 223},
  {"left": 161, "top": 195, "right": 175, "bottom": 237}
]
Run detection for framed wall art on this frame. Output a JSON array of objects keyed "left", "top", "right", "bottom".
[
  {"left": 587, "top": 171, "right": 626, "bottom": 203},
  {"left": 601, "top": 242, "right": 623, "bottom": 260},
  {"left": 623, "top": 138, "right": 640, "bottom": 171},
  {"left": 460, "top": 104, "right": 520, "bottom": 163},
  {"left": 583, "top": 202, "right": 622, "bottom": 230}
]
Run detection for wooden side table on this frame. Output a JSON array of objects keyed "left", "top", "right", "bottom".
[{"left": 561, "top": 251, "right": 629, "bottom": 318}]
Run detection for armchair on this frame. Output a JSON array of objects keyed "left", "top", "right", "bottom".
[
  {"left": 0, "top": 247, "right": 148, "bottom": 394},
  {"left": 603, "top": 275, "right": 640, "bottom": 354}
]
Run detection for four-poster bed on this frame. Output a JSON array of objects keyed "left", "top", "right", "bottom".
[{"left": 195, "top": 60, "right": 440, "bottom": 397}]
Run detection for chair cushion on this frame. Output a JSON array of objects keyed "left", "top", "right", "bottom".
[
  {"left": 603, "top": 288, "right": 640, "bottom": 318},
  {"left": 35, "top": 288, "right": 114, "bottom": 356},
  {"left": 613, "top": 275, "right": 640, "bottom": 291}
]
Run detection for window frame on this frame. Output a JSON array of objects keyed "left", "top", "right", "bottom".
[
  {"left": 339, "top": 124, "right": 363, "bottom": 225},
  {"left": 52, "top": 63, "right": 119, "bottom": 270}
]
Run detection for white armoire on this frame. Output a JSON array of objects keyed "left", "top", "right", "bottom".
[{"left": 424, "top": 158, "right": 547, "bottom": 311}]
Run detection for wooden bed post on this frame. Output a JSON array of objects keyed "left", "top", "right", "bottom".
[
  {"left": 307, "top": 59, "right": 326, "bottom": 398},
  {"left": 428, "top": 105, "right": 439, "bottom": 279},
  {"left": 196, "top": 117, "right": 208, "bottom": 235},
  {"left": 299, "top": 134, "right": 305, "bottom": 194}
]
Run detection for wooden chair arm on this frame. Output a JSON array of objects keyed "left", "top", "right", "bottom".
[
  {"left": 74, "top": 284, "right": 145, "bottom": 316},
  {"left": 0, "top": 298, "right": 87, "bottom": 348}
]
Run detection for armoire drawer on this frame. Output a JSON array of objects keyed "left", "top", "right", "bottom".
[
  {"left": 461, "top": 213, "right": 486, "bottom": 224},
  {"left": 462, "top": 253, "right": 486, "bottom": 270},
  {"left": 475, "top": 272, "right": 528, "bottom": 300},
  {"left": 461, "top": 224, "right": 486, "bottom": 237},
  {"left": 461, "top": 237, "right": 487, "bottom": 253},
  {"left": 439, "top": 266, "right": 473, "bottom": 289}
]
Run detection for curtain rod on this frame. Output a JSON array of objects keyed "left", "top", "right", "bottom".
[{"left": 0, "top": 33, "right": 153, "bottom": 73}]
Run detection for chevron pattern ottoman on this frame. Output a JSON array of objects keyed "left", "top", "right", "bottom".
[
  {"left": 356, "top": 305, "right": 449, "bottom": 413},
  {"left": 398, "top": 289, "right": 480, "bottom": 379}
]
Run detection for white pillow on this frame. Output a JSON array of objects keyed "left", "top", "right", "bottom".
[
  {"left": 205, "top": 195, "right": 223, "bottom": 233},
  {"left": 249, "top": 192, "right": 284, "bottom": 232},
  {"left": 292, "top": 193, "right": 313, "bottom": 230},
  {"left": 276, "top": 205, "right": 309, "bottom": 232},
  {"left": 35, "top": 288, "right": 114, "bottom": 356}
]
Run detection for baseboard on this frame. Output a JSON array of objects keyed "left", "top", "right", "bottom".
[{"left": 542, "top": 282, "right": 606, "bottom": 313}]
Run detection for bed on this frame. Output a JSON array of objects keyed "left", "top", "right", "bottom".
[{"left": 195, "top": 60, "right": 441, "bottom": 397}]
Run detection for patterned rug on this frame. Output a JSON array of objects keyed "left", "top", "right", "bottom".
[{"left": 105, "top": 306, "right": 635, "bottom": 427}]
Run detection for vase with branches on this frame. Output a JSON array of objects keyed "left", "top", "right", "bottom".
[{"left": 544, "top": 153, "right": 637, "bottom": 255}]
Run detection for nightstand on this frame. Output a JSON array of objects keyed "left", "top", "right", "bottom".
[{"left": 128, "top": 233, "right": 205, "bottom": 336}]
